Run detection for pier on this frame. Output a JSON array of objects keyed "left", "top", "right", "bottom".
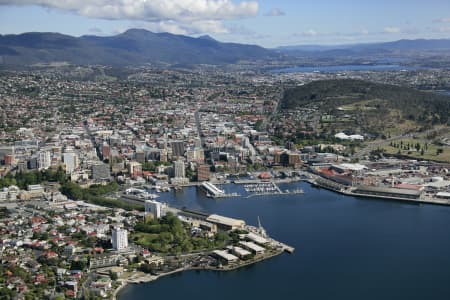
[{"left": 199, "top": 182, "right": 239, "bottom": 198}]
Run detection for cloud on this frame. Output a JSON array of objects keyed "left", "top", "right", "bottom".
[
  {"left": 383, "top": 26, "right": 401, "bottom": 34},
  {"left": 432, "top": 26, "right": 450, "bottom": 33},
  {"left": 225, "top": 24, "right": 270, "bottom": 39},
  {"left": 89, "top": 27, "right": 103, "bottom": 33},
  {"left": 0, "top": 0, "right": 258, "bottom": 21},
  {"left": 264, "top": 8, "right": 285, "bottom": 17},
  {"left": 433, "top": 17, "right": 450, "bottom": 23},
  {"left": 360, "top": 29, "right": 369, "bottom": 35},
  {"left": 0, "top": 0, "right": 259, "bottom": 36},
  {"left": 293, "top": 29, "right": 336, "bottom": 37},
  {"left": 118, "top": 19, "right": 229, "bottom": 36}
]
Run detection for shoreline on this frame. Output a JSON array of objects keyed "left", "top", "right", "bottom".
[
  {"left": 308, "top": 177, "right": 450, "bottom": 206},
  {"left": 113, "top": 249, "right": 286, "bottom": 299}
]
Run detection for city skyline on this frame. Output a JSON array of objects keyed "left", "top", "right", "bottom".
[{"left": 0, "top": 0, "right": 449, "bottom": 47}]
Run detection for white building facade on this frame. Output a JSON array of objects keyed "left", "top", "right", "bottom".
[{"left": 111, "top": 227, "right": 128, "bottom": 251}]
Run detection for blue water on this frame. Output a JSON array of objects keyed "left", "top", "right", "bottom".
[
  {"left": 271, "top": 64, "right": 416, "bottom": 73},
  {"left": 118, "top": 182, "right": 450, "bottom": 300}
]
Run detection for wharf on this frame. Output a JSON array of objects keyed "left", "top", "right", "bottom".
[
  {"left": 234, "top": 178, "right": 303, "bottom": 184},
  {"left": 245, "top": 189, "right": 304, "bottom": 198},
  {"left": 309, "top": 178, "right": 450, "bottom": 207}
]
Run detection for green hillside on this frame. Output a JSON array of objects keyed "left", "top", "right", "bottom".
[{"left": 281, "top": 79, "right": 450, "bottom": 136}]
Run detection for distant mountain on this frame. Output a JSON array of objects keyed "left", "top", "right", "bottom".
[{"left": 0, "top": 29, "right": 278, "bottom": 66}]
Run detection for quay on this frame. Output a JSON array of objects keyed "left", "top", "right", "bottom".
[
  {"left": 309, "top": 177, "right": 450, "bottom": 207},
  {"left": 234, "top": 178, "right": 303, "bottom": 184}
]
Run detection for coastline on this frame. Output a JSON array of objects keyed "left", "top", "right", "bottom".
[
  {"left": 112, "top": 177, "right": 450, "bottom": 300},
  {"left": 308, "top": 177, "right": 450, "bottom": 206},
  {"left": 113, "top": 249, "right": 286, "bottom": 300}
]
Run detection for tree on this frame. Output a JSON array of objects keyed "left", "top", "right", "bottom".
[
  {"left": 109, "top": 271, "right": 118, "bottom": 281},
  {"left": 70, "top": 259, "right": 86, "bottom": 271},
  {"left": 60, "top": 182, "right": 83, "bottom": 200}
]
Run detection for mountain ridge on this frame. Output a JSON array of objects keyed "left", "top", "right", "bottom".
[{"left": 0, "top": 29, "right": 277, "bottom": 66}]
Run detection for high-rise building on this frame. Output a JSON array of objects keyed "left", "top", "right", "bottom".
[
  {"left": 173, "top": 160, "right": 185, "bottom": 178},
  {"left": 145, "top": 200, "right": 165, "bottom": 219},
  {"left": 160, "top": 149, "right": 168, "bottom": 162},
  {"left": 4, "top": 154, "right": 14, "bottom": 166},
  {"left": 197, "top": 164, "right": 211, "bottom": 182},
  {"left": 171, "top": 141, "right": 185, "bottom": 158},
  {"left": 101, "top": 142, "right": 110, "bottom": 161},
  {"left": 135, "top": 151, "right": 146, "bottom": 163},
  {"left": 63, "top": 151, "right": 78, "bottom": 174},
  {"left": 111, "top": 227, "right": 128, "bottom": 251},
  {"left": 38, "top": 151, "right": 51, "bottom": 170},
  {"left": 128, "top": 161, "right": 142, "bottom": 178},
  {"left": 92, "top": 163, "right": 111, "bottom": 181},
  {"left": 288, "top": 153, "right": 301, "bottom": 166},
  {"left": 195, "top": 138, "right": 202, "bottom": 149},
  {"left": 28, "top": 156, "right": 38, "bottom": 170}
]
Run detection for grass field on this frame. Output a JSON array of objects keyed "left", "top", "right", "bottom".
[
  {"left": 382, "top": 138, "right": 450, "bottom": 162},
  {"left": 131, "top": 232, "right": 160, "bottom": 245}
]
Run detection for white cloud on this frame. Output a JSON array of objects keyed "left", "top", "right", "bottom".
[
  {"left": 0, "top": 0, "right": 259, "bottom": 36},
  {"left": 433, "top": 17, "right": 450, "bottom": 23},
  {"left": 383, "top": 26, "right": 401, "bottom": 34},
  {"left": 121, "top": 19, "right": 229, "bottom": 36},
  {"left": 89, "top": 27, "right": 103, "bottom": 33},
  {"left": 0, "top": 0, "right": 258, "bottom": 21},
  {"left": 264, "top": 8, "right": 285, "bottom": 17},
  {"left": 432, "top": 26, "right": 450, "bottom": 33},
  {"left": 224, "top": 24, "right": 270, "bottom": 39},
  {"left": 293, "top": 29, "right": 339, "bottom": 38}
]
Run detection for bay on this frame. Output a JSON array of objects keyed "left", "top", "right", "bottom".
[
  {"left": 271, "top": 64, "right": 416, "bottom": 73},
  {"left": 118, "top": 182, "right": 450, "bottom": 300}
]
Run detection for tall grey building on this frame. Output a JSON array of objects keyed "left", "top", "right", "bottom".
[
  {"left": 92, "top": 163, "right": 111, "bottom": 181},
  {"left": 173, "top": 160, "right": 185, "bottom": 178},
  {"left": 171, "top": 141, "right": 185, "bottom": 158}
]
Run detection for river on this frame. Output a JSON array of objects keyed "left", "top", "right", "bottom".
[
  {"left": 271, "top": 64, "right": 417, "bottom": 73},
  {"left": 118, "top": 182, "right": 450, "bottom": 300}
]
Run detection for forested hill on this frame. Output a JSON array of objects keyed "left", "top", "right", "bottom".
[
  {"left": 0, "top": 29, "right": 277, "bottom": 66},
  {"left": 281, "top": 79, "right": 450, "bottom": 126}
]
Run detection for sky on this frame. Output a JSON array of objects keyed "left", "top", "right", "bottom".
[{"left": 0, "top": 0, "right": 450, "bottom": 47}]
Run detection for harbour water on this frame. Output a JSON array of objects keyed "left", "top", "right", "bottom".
[
  {"left": 118, "top": 182, "right": 450, "bottom": 300},
  {"left": 271, "top": 64, "right": 416, "bottom": 73}
]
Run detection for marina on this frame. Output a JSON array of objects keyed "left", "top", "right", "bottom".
[{"left": 244, "top": 182, "right": 304, "bottom": 198}]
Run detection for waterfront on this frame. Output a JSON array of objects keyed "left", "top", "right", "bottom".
[{"left": 118, "top": 182, "right": 450, "bottom": 300}]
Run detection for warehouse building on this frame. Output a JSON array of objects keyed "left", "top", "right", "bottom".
[
  {"left": 239, "top": 241, "right": 265, "bottom": 255},
  {"left": 212, "top": 250, "right": 239, "bottom": 265},
  {"left": 206, "top": 214, "right": 246, "bottom": 231},
  {"left": 353, "top": 185, "right": 422, "bottom": 200}
]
